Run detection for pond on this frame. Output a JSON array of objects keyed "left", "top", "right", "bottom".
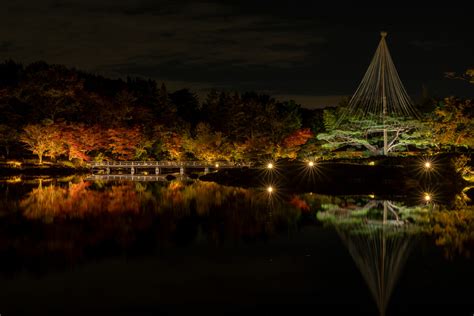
[{"left": 0, "top": 176, "right": 472, "bottom": 315}]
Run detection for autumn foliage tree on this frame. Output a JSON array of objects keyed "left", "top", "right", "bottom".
[
  {"left": 107, "top": 126, "right": 144, "bottom": 160},
  {"left": 152, "top": 125, "right": 186, "bottom": 160},
  {"left": 183, "top": 122, "right": 230, "bottom": 162},
  {"left": 430, "top": 97, "right": 474, "bottom": 150},
  {"left": 278, "top": 128, "right": 314, "bottom": 159},
  {"left": 59, "top": 123, "right": 106, "bottom": 161},
  {"left": 19, "top": 124, "right": 60, "bottom": 164}
]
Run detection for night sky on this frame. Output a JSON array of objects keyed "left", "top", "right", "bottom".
[{"left": 2, "top": 1, "right": 473, "bottom": 108}]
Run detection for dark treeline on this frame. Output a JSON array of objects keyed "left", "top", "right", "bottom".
[
  {"left": 0, "top": 60, "right": 472, "bottom": 165},
  {"left": 0, "top": 60, "right": 322, "bottom": 163}
]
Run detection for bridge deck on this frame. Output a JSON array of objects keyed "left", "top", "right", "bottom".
[
  {"left": 86, "top": 174, "right": 169, "bottom": 182},
  {"left": 88, "top": 161, "right": 250, "bottom": 168}
]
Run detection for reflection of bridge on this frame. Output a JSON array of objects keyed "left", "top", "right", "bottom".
[{"left": 88, "top": 161, "right": 251, "bottom": 175}]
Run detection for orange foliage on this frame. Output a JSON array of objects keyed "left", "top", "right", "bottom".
[
  {"left": 107, "top": 126, "right": 144, "bottom": 160},
  {"left": 289, "top": 195, "right": 310, "bottom": 212},
  {"left": 21, "top": 181, "right": 141, "bottom": 220},
  {"left": 58, "top": 123, "right": 106, "bottom": 161},
  {"left": 282, "top": 128, "right": 313, "bottom": 148}
]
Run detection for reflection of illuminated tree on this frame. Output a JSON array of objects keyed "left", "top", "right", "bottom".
[
  {"left": 318, "top": 200, "right": 425, "bottom": 316},
  {"left": 20, "top": 181, "right": 142, "bottom": 221},
  {"left": 18, "top": 179, "right": 302, "bottom": 242},
  {"left": 154, "top": 181, "right": 301, "bottom": 239},
  {"left": 428, "top": 206, "right": 474, "bottom": 259}
]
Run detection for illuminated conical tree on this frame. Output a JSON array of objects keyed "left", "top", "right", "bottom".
[{"left": 337, "top": 32, "right": 420, "bottom": 155}]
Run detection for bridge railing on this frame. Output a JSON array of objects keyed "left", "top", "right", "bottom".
[
  {"left": 86, "top": 174, "right": 168, "bottom": 182},
  {"left": 88, "top": 161, "right": 252, "bottom": 168}
]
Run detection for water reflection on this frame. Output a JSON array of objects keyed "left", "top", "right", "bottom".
[
  {"left": 0, "top": 180, "right": 472, "bottom": 263},
  {"left": 428, "top": 205, "right": 474, "bottom": 259},
  {"left": 21, "top": 179, "right": 143, "bottom": 220},
  {"left": 0, "top": 178, "right": 472, "bottom": 310},
  {"left": 317, "top": 199, "right": 426, "bottom": 316},
  {"left": 0, "top": 179, "right": 308, "bottom": 273}
]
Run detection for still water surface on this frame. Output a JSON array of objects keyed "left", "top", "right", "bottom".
[{"left": 0, "top": 177, "right": 472, "bottom": 315}]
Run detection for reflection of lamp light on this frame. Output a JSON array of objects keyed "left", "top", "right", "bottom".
[
  {"left": 7, "top": 161, "right": 22, "bottom": 167},
  {"left": 267, "top": 163, "right": 274, "bottom": 169},
  {"left": 267, "top": 186, "right": 273, "bottom": 193},
  {"left": 308, "top": 161, "right": 314, "bottom": 167}
]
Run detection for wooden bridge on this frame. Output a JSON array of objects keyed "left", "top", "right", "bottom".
[
  {"left": 85, "top": 174, "right": 169, "bottom": 182},
  {"left": 88, "top": 161, "right": 251, "bottom": 175}
]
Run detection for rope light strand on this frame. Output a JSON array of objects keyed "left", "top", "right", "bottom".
[{"left": 337, "top": 32, "right": 420, "bottom": 127}]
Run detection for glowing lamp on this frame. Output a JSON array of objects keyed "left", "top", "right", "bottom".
[
  {"left": 424, "top": 162, "right": 431, "bottom": 169},
  {"left": 368, "top": 161, "right": 375, "bottom": 166},
  {"left": 308, "top": 161, "right": 314, "bottom": 167},
  {"left": 267, "top": 163, "right": 274, "bottom": 169},
  {"left": 424, "top": 194, "right": 431, "bottom": 202},
  {"left": 267, "top": 186, "right": 273, "bottom": 193},
  {"left": 215, "top": 163, "right": 219, "bottom": 168}
]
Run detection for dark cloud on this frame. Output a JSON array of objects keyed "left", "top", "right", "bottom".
[
  {"left": 410, "top": 40, "right": 453, "bottom": 51},
  {"left": 1, "top": 0, "right": 473, "bottom": 107},
  {"left": 0, "top": 41, "right": 14, "bottom": 53}
]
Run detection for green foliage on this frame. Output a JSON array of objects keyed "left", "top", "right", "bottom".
[
  {"left": 323, "top": 108, "right": 338, "bottom": 131},
  {"left": 318, "top": 110, "right": 433, "bottom": 155},
  {"left": 451, "top": 155, "right": 474, "bottom": 182}
]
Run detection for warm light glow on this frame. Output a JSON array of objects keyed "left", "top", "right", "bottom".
[
  {"left": 368, "top": 194, "right": 375, "bottom": 199},
  {"left": 424, "top": 194, "right": 431, "bottom": 202},
  {"left": 7, "top": 161, "right": 22, "bottom": 167},
  {"left": 368, "top": 161, "right": 375, "bottom": 166},
  {"left": 416, "top": 158, "right": 438, "bottom": 178},
  {"left": 267, "top": 186, "right": 273, "bottom": 193},
  {"left": 6, "top": 176, "right": 22, "bottom": 183},
  {"left": 215, "top": 163, "right": 219, "bottom": 168},
  {"left": 308, "top": 161, "right": 314, "bottom": 167},
  {"left": 267, "top": 163, "right": 274, "bottom": 169}
]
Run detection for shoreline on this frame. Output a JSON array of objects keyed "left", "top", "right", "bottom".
[{"left": 1, "top": 157, "right": 470, "bottom": 205}]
